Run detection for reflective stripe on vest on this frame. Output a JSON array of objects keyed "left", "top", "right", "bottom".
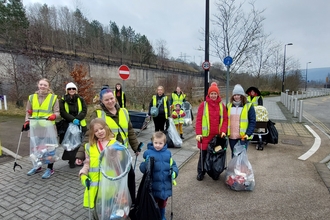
[
  {"left": 121, "top": 92, "right": 125, "bottom": 108},
  {"left": 63, "top": 97, "right": 87, "bottom": 126},
  {"left": 171, "top": 93, "right": 186, "bottom": 106},
  {"left": 202, "top": 101, "right": 223, "bottom": 137},
  {"left": 153, "top": 95, "right": 168, "bottom": 119},
  {"left": 172, "top": 110, "right": 185, "bottom": 124},
  {"left": 96, "top": 109, "right": 129, "bottom": 147},
  {"left": 29, "top": 94, "right": 57, "bottom": 123},
  {"left": 227, "top": 103, "right": 253, "bottom": 139},
  {"left": 83, "top": 139, "right": 117, "bottom": 208},
  {"left": 247, "top": 96, "right": 260, "bottom": 106}
]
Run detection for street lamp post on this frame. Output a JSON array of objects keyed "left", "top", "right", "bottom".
[
  {"left": 305, "top": 62, "right": 311, "bottom": 91},
  {"left": 282, "top": 43, "right": 293, "bottom": 92}
]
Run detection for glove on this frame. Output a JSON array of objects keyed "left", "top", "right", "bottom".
[
  {"left": 137, "top": 142, "right": 144, "bottom": 152},
  {"left": 22, "top": 121, "right": 30, "bottom": 131},
  {"left": 220, "top": 132, "right": 226, "bottom": 138},
  {"left": 171, "top": 171, "right": 176, "bottom": 179},
  {"left": 47, "top": 114, "right": 56, "bottom": 121},
  {"left": 195, "top": 135, "right": 202, "bottom": 142},
  {"left": 145, "top": 155, "right": 150, "bottom": 162},
  {"left": 73, "top": 119, "right": 80, "bottom": 126},
  {"left": 241, "top": 134, "right": 248, "bottom": 140},
  {"left": 80, "top": 174, "right": 91, "bottom": 189},
  {"left": 27, "top": 109, "right": 32, "bottom": 115}
]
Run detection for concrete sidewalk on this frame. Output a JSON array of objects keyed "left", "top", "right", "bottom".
[{"left": 1, "top": 96, "right": 329, "bottom": 220}]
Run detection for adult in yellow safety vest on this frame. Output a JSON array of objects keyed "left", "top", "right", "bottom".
[
  {"left": 170, "top": 86, "right": 186, "bottom": 110},
  {"left": 246, "top": 86, "right": 263, "bottom": 106},
  {"left": 227, "top": 84, "right": 256, "bottom": 158},
  {"left": 23, "top": 78, "right": 60, "bottom": 179},
  {"left": 59, "top": 82, "right": 87, "bottom": 168},
  {"left": 115, "top": 83, "right": 126, "bottom": 108},
  {"left": 148, "top": 86, "right": 171, "bottom": 132},
  {"left": 89, "top": 88, "right": 140, "bottom": 207},
  {"left": 195, "top": 82, "right": 228, "bottom": 181}
]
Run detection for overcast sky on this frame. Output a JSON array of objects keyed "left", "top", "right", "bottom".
[{"left": 23, "top": 0, "right": 330, "bottom": 69}]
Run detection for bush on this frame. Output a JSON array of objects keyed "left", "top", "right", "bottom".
[{"left": 260, "top": 91, "right": 270, "bottom": 96}]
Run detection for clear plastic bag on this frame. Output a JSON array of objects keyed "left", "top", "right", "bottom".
[
  {"left": 95, "top": 142, "right": 132, "bottom": 220},
  {"left": 225, "top": 141, "right": 255, "bottom": 191},
  {"left": 167, "top": 118, "right": 182, "bottom": 147},
  {"left": 61, "top": 123, "right": 82, "bottom": 151},
  {"left": 29, "top": 119, "right": 59, "bottom": 168}
]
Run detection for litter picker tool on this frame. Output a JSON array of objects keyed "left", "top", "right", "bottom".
[{"left": 13, "top": 129, "right": 24, "bottom": 171}]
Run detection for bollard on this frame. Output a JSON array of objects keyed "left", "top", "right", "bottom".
[
  {"left": 299, "top": 100, "right": 303, "bottom": 122},
  {"left": 290, "top": 95, "right": 294, "bottom": 113},
  {"left": 294, "top": 98, "right": 298, "bottom": 117}
]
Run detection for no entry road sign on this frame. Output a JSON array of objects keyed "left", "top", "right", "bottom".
[{"left": 118, "top": 65, "right": 130, "bottom": 80}]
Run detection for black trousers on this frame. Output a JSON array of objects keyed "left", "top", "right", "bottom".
[
  {"left": 153, "top": 115, "right": 167, "bottom": 131},
  {"left": 197, "top": 149, "right": 207, "bottom": 175}
]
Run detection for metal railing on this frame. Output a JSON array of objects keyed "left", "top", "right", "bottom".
[{"left": 281, "top": 89, "right": 330, "bottom": 122}]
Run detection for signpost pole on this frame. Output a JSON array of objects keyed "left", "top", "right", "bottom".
[{"left": 226, "top": 65, "right": 229, "bottom": 105}]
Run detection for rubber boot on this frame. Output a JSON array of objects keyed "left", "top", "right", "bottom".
[
  {"left": 180, "top": 134, "right": 184, "bottom": 139},
  {"left": 160, "top": 208, "right": 166, "bottom": 220}
]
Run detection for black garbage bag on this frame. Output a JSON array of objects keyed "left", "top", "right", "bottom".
[
  {"left": 163, "top": 130, "right": 175, "bottom": 148},
  {"left": 130, "top": 157, "right": 161, "bottom": 220},
  {"left": 266, "top": 120, "right": 278, "bottom": 144},
  {"left": 204, "top": 135, "right": 228, "bottom": 180}
]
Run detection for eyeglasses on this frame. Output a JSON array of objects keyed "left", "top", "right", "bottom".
[{"left": 67, "top": 88, "right": 76, "bottom": 91}]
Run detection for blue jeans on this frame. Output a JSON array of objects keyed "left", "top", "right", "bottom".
[{"left": 229, "top": 139, "right": 249, "bottom": 158}]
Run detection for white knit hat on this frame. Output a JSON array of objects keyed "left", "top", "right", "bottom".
[
  {"left": 232, "top": 84, "right": 245, "bottom": 96},
  {"left": 66, "top": 82, "right": 78, "bottom": 92}
]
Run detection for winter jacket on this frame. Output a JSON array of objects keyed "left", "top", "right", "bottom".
[
  {"left": 115, "top": 88, "right": 126, "bottom": 108},
  {"left": 59, "top": 94, "right": 87, "bottom": 132},
  {"left": 139, "top": 143, "right": 179, "bottom": 200},
  {"left": 195, "top": 96, "right": 228, "bottom": 150}
]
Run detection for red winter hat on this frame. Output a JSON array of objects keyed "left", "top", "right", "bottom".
[{"left": 208, "top": 82, "right": 220, "bottom": 96}]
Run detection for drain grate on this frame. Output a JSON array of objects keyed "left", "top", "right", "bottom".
[{"left": 281, "top": 139, "right": 303, "bottom": 146}]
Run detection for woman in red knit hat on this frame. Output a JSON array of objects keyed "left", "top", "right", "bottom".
[{"left": 195, "top": 82, "right": 228, "bottom": 181}]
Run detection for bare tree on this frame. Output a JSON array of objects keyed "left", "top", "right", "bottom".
[
  {"left": 155, "top": 39, "right": 170, "bottom": 68},
  {"left": 210, "top": 0, "right": 265, "bottom": 73}
]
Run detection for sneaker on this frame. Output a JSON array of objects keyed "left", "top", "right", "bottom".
[
  {"left": 41, "top": 168, "right": 54, "bottom": 179},
  {"left": 196, "top": 173, "right": 204, "bottom": 181},
  {"left": 27, "top": 167, "right": 42, "bottom": 176}
]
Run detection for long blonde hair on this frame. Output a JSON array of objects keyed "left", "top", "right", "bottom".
[
  {"left": 89, "top": 118, "right": 115, "bottom": 146},
  {"left": 37, "top": 78, "right": 54, "bottom": 94}
]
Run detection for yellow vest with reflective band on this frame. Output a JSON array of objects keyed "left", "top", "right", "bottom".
[
  {"left": 96, "top": 109, "right": 129, "bottom": 147},
  {"left": 172, "top": 110, "right": 185, "bottom": 124},
  {"left": 153, "top": 95, "right": 168, "bottom": 119},
  {"left": 82, "top": 139, "right": 117, "bottom": 208},
  {"left": 227, "top": 103, "right": 253, "bottom": 140},
  {"left": 171, "top": 93, "right": 186, "bottom": 106},
  {"left": 63, "top": 97, "right": 87, "bottom": 126},
  {"left": 247, "top": 96, "right": 260, "bottom": 106},
  {"left": 202, "top": 101, "right": 224, "bottom": 137},
  {"left": 120, "top": 92, "right": 125, "bottom": 108},
  {"left": 29, "top": 94, "right": 57, "bottom": 124}
]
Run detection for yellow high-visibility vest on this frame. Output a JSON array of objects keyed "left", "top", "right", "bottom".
[
  {"left": 29, "top": 93, "right": 57, "bottom": 124},
  {"left": 227, "top": 103, "right": 253, "bottom": 140},
  {"left": 153, "top": 95, "right": 168, "bottom": 119},
  {"left": 63, "top": 97, "right": 87, "bottom": 126},
  {"left": 202, "top": 101, "right": 224, "bottom": 136}
]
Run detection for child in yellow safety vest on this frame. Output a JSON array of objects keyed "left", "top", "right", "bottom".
[{"left": 171, "top": 104, "right": 186, "bottom": 139}]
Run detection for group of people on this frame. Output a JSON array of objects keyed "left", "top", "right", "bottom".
[
  {"left": 148, "top": 85, "right": 188, "bottom": 139},
  {"left": 22, "top": 79, "right": 177, "bottom": 220},
  {"left": 195, "top": 83, "right": 262, "bottom": 181}
]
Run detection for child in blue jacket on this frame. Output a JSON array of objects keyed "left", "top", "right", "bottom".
[{"left": 139, "top": 131, "right": 179, "bottom": 220}]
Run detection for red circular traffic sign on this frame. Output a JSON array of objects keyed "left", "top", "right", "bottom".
[
  {"left": 118, "top": 65, "right": 130, "bottom": 80},
  {"left": 202, "top": 61, "right": 210, "bottom": 70}
]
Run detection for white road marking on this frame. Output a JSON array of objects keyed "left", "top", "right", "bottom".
[{"left": 298, "top": 125, "right": 321, "bottom": 161}]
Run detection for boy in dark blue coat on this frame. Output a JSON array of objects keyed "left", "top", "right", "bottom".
[{"left": 139, "top": 131, "right": 179, "bottom": 220}]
